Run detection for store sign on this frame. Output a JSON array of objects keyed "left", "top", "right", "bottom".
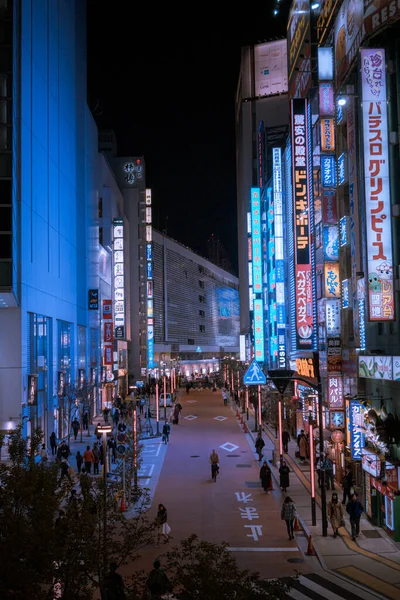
[
  {"left": 362, "top": 448, "right": 381, "bottom": 478},
  {"left": 319, "top": 82, "right": 335, "bottom": 116},
  {"left": 321, "top": 155, "right": 337, "bottom": 188},
  {"left": 240, "top": 334, "right": 246, "bottom": 362},
  {"left": 364, "top": 0, "right": 400, "bottom": 37},
  {"left": 102, "top": 299, "right": 112, "bottom": 320},
  {"left": 326, "top": 299, "right": 341, "bottom": 336},
  {"left": 147, "top": 324, "right": 154, "bottom": 369},
  {"left": 342, "top": 279, "right": 349, "bottom": 308},
  {"left": 358, "top": 355, "right": 393, "bottom": 380},
  {"left": 145, "top": 206, "right": 152, "bottom": 223},
  {"left": 320, "top": 118, "right": 335, "bottom": 152},
  {"left": 334, "top": 0, "right": 364, "bottom": 86},
  {"left": 317, "top": 2, "right": 340, "bottom": 45},
  {"left": 88, "top": 289, "right": 99, "bottom": 310},
  {"left": 146, "top": 261, "right": 153, "bottom": 280},
  {"left": 146, "top": 189, "right": 154, "bottom": 370},
  {"left": 348, "top": 97, "right": 361, "bottom": 346},
  {"left": 27, "top": 374, "right": 38, "bottom": 406},
  {"left": 291, "top": 99, "right": 315, "bottom": 351},
  {"left": 358, "top": 277, "right": 366, "bottom": 350},
  {"left": 253, "top": 299, "right": 265, "bottom": 362},
  {"left": 295, "top": 357, "right": 316, "bottom": 379},
  {"left": 113, "top": 218, "right": 125, "bottom": 337},
  {"left": 361, "top": 48, "right": 394, "bottom": 321},
  {"left": 104, "top": 321, "right": 113, "bottom": 343},
  {"left": 323, "top": 225, "right": 339, "bottom": 261},
  {"left": 104, "top": 345, "right": 113, "bottom": 366},
  {"left": 251, "top": 188, "right": 262, "bottom": 294},
  {"left": 340, "top": 216, "right": 348, "bottom": 246},
  {"left": 328, "top": 376, "right": 344, "bottom": 408},
  {"left": 287, "top": 0, "right": 311, "bottom": 97},
  {"left": 324, "top": 262, "right": 340, "bottom": 298},
  {"left": 322, "top": 190, "right": 337, "bottom": 224},
  {"left": 349, "top": 400, "right": 366, "bottom": 460},
  {"left": 146, "top": 243, "right": 152, "bottom": 261},
  {"left": 338, "top": 152, "right": 347, "bottom": 185},
  {"left": 273, "top": 147, "right": 286, "bottom": 367}
]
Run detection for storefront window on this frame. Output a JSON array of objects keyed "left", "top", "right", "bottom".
[
  {"left": 90, "top": 328, "right": 98, "bottom": 367},
  {"left": 28, "top": 313, "right": 52, "bottom": 438},
  {"left": 78, "top": 325, "right": 86, "bottom": 370}
]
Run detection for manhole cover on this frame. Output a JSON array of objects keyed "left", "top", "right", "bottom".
[
  {"left": 236, "top": 464, "right": 252, "bottom": 468},
  {"left": 245, "top": 481, "right": 261, "bottom": 488},
  {"left": 362, "top": 530, "right": 381, "bottom": 538},
  {"left": 226, "top": 454, "right": 241, "bottom": 457},
  {"left": 287, "top": 558, "right": 304, "bottom": 563},
  {"left": 190, "top": 455, "right": 200, "bottom": 458}
]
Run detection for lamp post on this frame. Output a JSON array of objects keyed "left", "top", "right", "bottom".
[
  {"left": 278, "top": 394, "right": 283, "bottom": 459},
  {"left": 163, "top": 371, "right": 167, "bottom": 421},
  {"left": 308, "top": 400, "right": 317, "bottom": 526},
  {"left": 133, "top": 404, "right": 138, "bottom": 494},
  {"left": 97, "top": 424, "right": 112, "bottom": 572},
  {"left": 155, "top": 382, "right": 160, "bottom": 435}
]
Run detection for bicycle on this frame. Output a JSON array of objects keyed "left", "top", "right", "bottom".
[{"left": 211, "top": 463, "right": 219, "bottom": 482}]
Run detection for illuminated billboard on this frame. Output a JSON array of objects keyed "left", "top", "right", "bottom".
[
  {"left": 291, "top": 99, "right": 315, "bottom": 350},
  {"left": 146, "top": 189, "right": 154, "bottom": 368},
  {"left": 253, "top": 299, "right": 265, "bottom": 363},
  {"left": 113, "top": 218, "right": 125, "bottom": 339},
  {"left": 254, "top": 39, "right": 288, "bottom": 97},
  {"left": 361, "top": 48, "right": 394, "bottom": 321},
  {"left": 273, "top": 147, "right": 286, "bottom": 368},
  {"left": 251, "top": 188, "right": 262, "bottom": 295}
]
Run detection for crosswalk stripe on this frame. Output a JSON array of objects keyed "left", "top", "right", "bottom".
[
  {"left": 283, "top": 573, "right": 384, "bottom": 600},
  {"left": 306, "top": 573, "right": 381, "bottom": 600}
]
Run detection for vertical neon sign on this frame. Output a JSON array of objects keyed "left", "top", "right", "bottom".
[
  {"left": 146, "top": 189, "right": 154, "bottom": 368},
  {"left": 253, "top": 299, "right": 265, "bottom": 363},
  {"left": 273, "top": 147, "right": 286, "bottom": 368},
  {"left": 251, "top": 188, "right": 262, "bottom": 295}
]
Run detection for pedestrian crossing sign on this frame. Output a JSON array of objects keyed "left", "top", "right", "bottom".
[{"left": 243, "top": 360, "right": 266, "bottom": 385}]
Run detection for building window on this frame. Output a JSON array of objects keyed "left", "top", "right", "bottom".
[
  {"left": 188, "top": 338, "right": 195, "bottom": 345},
  {"left": 58, "top": 320, "right": 73, "bottom": 382},
  {"left": 199, "top": 295, "right": 205, "bottom": 303},
  {"left": 199, "top": 280, "right": 204, "bottom": 288},
  {"left": 28, "top": 313, "right": 52, "bottom": 431},
  {"left": 199, "top": 309, "right": 205, "bottom": 318},
  {"left": 199, "top": 265, "right": 204, "bottom": 274},
  {"left": 199, "top": 325, "right": 205, "bottom": 333},
  {"left": 78, "top": 326, "right": 86, "bottom": 370}
]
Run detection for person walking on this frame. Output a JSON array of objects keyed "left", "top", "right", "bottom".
[
  {"left": 40, "top": 443, "right": 49, "bottom": 464},
  {"left": 255, "top": 432, "right": 265, "bottom": 462},
  {"left": 49, "top": 432, "right": 57, "bottom": 456},
  {"left": 71, "top": 418, "right": 80, "bottom": 441},
  {"left": 259, "top": 460, "right": 272, "bottom": 493},
  {"left": 56, "top": 440, "right": 71, "bottom": 463},
  {"left": 103, "top": 562, "right": 126, "bottom": 600},
  {"left": 58, "top": 458, "right": 72, "bottom": 485},
  {"left": 76, "top": 450, "right": 83, "bottom": 474},
  {"left": 146, "top": 560, "right": 171, "bottom": 600},
  {"left": 83, "top": 445, "right": 95, "bottom": 474},
  {"left": 298, "top": 432, "right": 307, "bottom": 464},
  {"left": 342, "top": 467, "right": 353, "bottom": 505},
  {"left": 327, "top": 492, "right": 344, "bottom": 538},
  {"left": 92, "top": 443, "right": 100, "bottom": 475},
  {"left": 279, "top": 460, "right": 290, "bottom": 493},
  {"left": 162, "top": 420, "right": 170, "bottom": 444},
  {"left": 281, "top": 496, "right": 297, "bottom": 540},
  {"left": 323, "top": 455, "right": 335, "bottom": 490},
  {"left": 346, "top": 493, "right": 364, "bottom": 541},
  {"left": 103, "top": 406, "right": 110, "bottom": 423},
  {"left": 282, "top": 428, "right": 290, "bottom": 454},
  {"left": 82, "top": 411, "right": 89, "bottom": 432},
  {"left": 155, "top": 504, "right": 171, "bottom": 546}
]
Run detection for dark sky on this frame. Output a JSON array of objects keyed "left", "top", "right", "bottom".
[{"left": 86, "top": 2, "right": 289, "bottom": 274}]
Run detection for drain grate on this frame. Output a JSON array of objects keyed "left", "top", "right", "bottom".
[
  {"left": 226, "top": 454, "right": 241, "bottom": 457},
  {"left": 245, "top": 481, "right": 261, "bottom": 488},
  {"left": 236, "top": 464, "right": 252, "bottom": 468},
  {"left": 361, "top": 530, "right": 382, "bottom": 539},
  {"left": 190, "top": 455, "right": 200, "bottom": 458}
]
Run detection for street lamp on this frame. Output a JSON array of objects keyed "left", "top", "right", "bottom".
[{"left": 155, "top": 382, "right": 160, "bottom": 435}]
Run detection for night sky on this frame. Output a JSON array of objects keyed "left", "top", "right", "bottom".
[{"left": 86, "top": 2, "right": 289, "bottom": 274}]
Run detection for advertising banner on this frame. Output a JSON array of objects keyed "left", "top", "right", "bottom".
[
  {"left": 113, "top": 218, "right": 125, "bottom": 336},
  {"left": 326, "top": 298, "right": 341, "bottom": 336},
  {"left": 349, "top": 400, "right": 366, "bottom": 459},
  {"left": 273, "top": 147, "right": 286, "bottom": 367},
  {"left": 102, "top": 299, "right": 112, "bottom": 320},
  {"left": 253, "top": 299, "right": 265, "bottom": 362},
  {"left": 361, "top": 48, "right": 394, "bottom": 321},
  {"left": 103, "top": 321, "right": 113, "bottom": 343},
  {"left": 251, "top": 188, "right": 262, "bottom": 295},
  {"left": 323, "top": 225, "right": 339, "bottom": 261},
  {"left": 320, "top": 118, "right": 335, "bottom": 152},
  {"left": 324, "top": 262, "right": 341, "bottom": 298},
  {"left": 358, "top": 355, "right": 393, "bottom": 379},
  {"left": 291, "top": 99, "right": 315, "bottom": 350},
  {"left": 328, "top": 376, "right": 344, "bottom": 408},
  {"left": 254, "top": 40, "right": 288, "bottom": 97},
  {"left": 287, "top": 0, "right": 311, "bottom": 98},
  {"left": 104, "top": 345, "right": 113, "bottom": 366},
  {"left": 334, "top": 0, "right": 364, "bottom": 86},
  {"left": 317, "top": 0, "right": 341, "bottom": 44},
  {"left": 322, "top": 190, "right": 337, "bottom": 224},
  {"left": 321, "top": 155, "right": 337, "bottom": 187},
  {"left": 319, "top": 82, "right": 335, "bottom": 116},
  {"left": 147, "top": 325, "right": 154, "bottom": 369}
]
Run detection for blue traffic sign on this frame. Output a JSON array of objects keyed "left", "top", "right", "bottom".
[{"left": 243, "top": 361, "right": 266, "bottom": 385}]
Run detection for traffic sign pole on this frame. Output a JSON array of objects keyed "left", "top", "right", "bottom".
[
  {"left": 257, "top": 385, "right": 262, "bottom": 431},
  {"left": 245, "top": 386, "right": 249, "bottom": 420}
]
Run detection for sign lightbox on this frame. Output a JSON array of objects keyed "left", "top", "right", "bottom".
[{"left": 251, "top": 188, "right": 262, "bottom": 295}]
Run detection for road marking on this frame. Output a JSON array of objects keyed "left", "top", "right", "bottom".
[
  {"left": 214, "top": 416, "right": 228, "bottom": 421},
  {"left": 186, "top": 400, "right": 197, "bottom": 403},
  {"left": 228, "top": 547, "right": 299, "bottom": 552},
  {"left": 220, "top": 442, "right": 239, "bottom": 452},
  {"left": 141, "top": 444, "right": 162, "bottom": 457},
  {"left": 184, "top": 415, "right": 198, "bottom": 420},
  {"left": 337, "top": 566, "right": 400, "bottom": 600}
]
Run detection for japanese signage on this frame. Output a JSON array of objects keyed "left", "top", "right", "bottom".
[
  {"left": 318, "top": 46, "right": 334, "bottom": 80},
  {"left": 295, "top": 357, "right": 316, "bottom": 379},
  {"left": 102, "top": 299, "right": 112, "bottom": 320},
  {"left": 323, "top": 225, "right": 339, "bottom": 261},
  {"left": 273, "top": 147, "right": 286, "bottom": 368},
  {"left": 334, "top": 0, "right": 364, "bottom": 86},
  {"left": 358, "top": 355, "right": 393, "bottom": 379},
  {"left": 326, "top": 299, "right": 341, "bottom": 336},
  {"left": 328, "top": 376, "right": 344, "bottom": 408},
  {"left": 321, "top": 155, "right": 337, "bottom": 188},
  {"left": 340, "top": 216, "right": 348, "bottom": 246},
  {"left": 258, "top": 124, "right": 265, "bottom": 190},
  {"left": 342, "top": 279, "right": 349, "bottom": 308},
  {"left": 362, "top": 448, "right": 381, "bottom": 477},
  {"left": 322, "top": 190, "right": 337, "bottom": 224},
  {"left": 327, "top": 337, "right": 342, "bottom": 374},
  {"left": 103, "top": 322, "right": 113, "bottom": 343},
  {"left": 317, "top": 0, "right": 341, "bottom": 44},
  {"left": 287, "top": 0, "right": 311, "bottom": 98},
  {"left": 324, "top": 262, "right": 340, "bottom": 298},
  {"left": 88, "top": 289, "right": 99, "bottom": 310},
  {"left": 291, "top": 99, "right": 315, "bottom": 350},
  {"left": 146, "top": 188, "right": 154, "bottom": 369},
  {"left": 361, "top": 48, "right": 394, "bottom": 321},
  {"left": 338, "top": 152, "right": 347, "bottom": 186},
  {"left": 349, "top": 400, "right": 366, "bottom": 460},
  {"left": 147, "top": 324, "right": 154, "bottom": 369},
  {"left": 320, "top": 118, "right": 335, "bottom": 152},
  {"left": 254, "top": 40, "right": 288, "bottom": 97},
  {"left": 27, "top": 374, "right": 38, "bottom": 406},
  {"left": 364, "top": 0, "right": 400, "bottom": 37},
  {"left": 319, "top": 82, "right": 335, "bottom": 116},
  {"left": 104, "top": 345, "right": 113, "bottom": 366},
  {"left": 113, "top": 218, "right": 125, "bottom": 337},
  {"left": 251, "top": 188, "right": 262, "bottom": 294},
  {"left": 253, "top": 299, "right": 265, "bottom": 363}
]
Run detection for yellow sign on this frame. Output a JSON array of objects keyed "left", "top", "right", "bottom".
[{"left": 321, "top": 118, "right": 335, "bottom": 152}]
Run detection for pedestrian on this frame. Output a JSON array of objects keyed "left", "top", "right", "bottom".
[
  {"left": 146, "top": 559, "right": 171, "bottom": 600},
  {"left": 83, "top": 444, "right": 95, "bottom": 474},
  {"left": 103, "top": 562, "right": 126, "bottom": 600},
  {"left": 40, "top": 443, "right": 49, "bottom": 464},
  {"left": 82, "top": 411, "right": 89, "bottom": 431},
  {"left": 49, "top": 431, "right": 57, "bottom": 456},
  {"left": 327, "top": 492, "right": 345, "bottom": 538},
  {"left": 56, "top": 440, "right": 70, "bottom": 462},
  {"left": 103, "top": 406, "right": 110, "bottom": 423},
  {"left": 259, "top": 460, "right": 272, "bottom": 493},
  {"left": 58, "top": 458, "right": 72, "bottom": 485},
  {"left": 323, "top": 455, "right": 335, "bottom": 490},
  {"left": 186, "top": 383, "right": 190, "bottom": 395},
  {"left": 155, "top": 503, "right": 171, "bottom": 546},
  {"left": 173, "top": 404, "right": 180, "bottom": 425},
  {"left": 76, "top": 450, "right": 83, "bottom": 473},
  {"left": 279, "top": 460, "right": 290, "bottom": 493},
  {"left": 346, "top": 493, "right": 363, "bottom": 541},
  {"left": 71, "top": 418, "right": 80, "bottom": 441},
  {"left": 282, "top": 428, "right": 290, "bottom": 454},
  {"left": 92, "top": 444, "right": 100, "bottom": 475},
  {"left": 342, "top": 467, "right": 353, "bottom": 505},
  {"left": 281, "top": 496, "right": 297, "bottom": 540},
  {"left": 68, "top": 488, "right": 79, "bottom": 512},
  {"left": 162, "top": 420, "right": 170, "bottom": 444},
  {"left": 255, "top": 432, "right": 265, "bottom": 461},
  {"left": 298, "top": 432, "right": 307, "bottom": 463}
]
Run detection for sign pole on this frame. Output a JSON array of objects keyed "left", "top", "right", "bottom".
[
  {"left": 163, "top": 374, "right": 167, "bottom": 421},
  {"left": 257, "top": 385, "right": 262, "bottom": 431},
  {"left": 278, "top": 394, "right": 283, "bottom": 459},
  {"left": 245, "top": 385, "right": 249, "bottom": 420},
  {"left": 155, "top": 382, "right": 160, "bottom": 435}
]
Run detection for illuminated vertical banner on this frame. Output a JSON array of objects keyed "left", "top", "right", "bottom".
[
  {"left": 253, "top": 299, "right": 265, "bottom": 363},
  {"left": 291, "top": 99, "right": 315, "bottom": 350},
  {"left": 251, "top": 188, "right": 262, "bottom": 295},
  {"left": 273, "top": 147, "right": 286, "bottom": 368},
  {"left": 361, "top": 49, "right": 394, "bottom": 321},
  {"left": 145, "top": 189, "right": 154, "bottom": 368},
  {"left": 113, "top": 218, "right": 125, "bottom": 339}
]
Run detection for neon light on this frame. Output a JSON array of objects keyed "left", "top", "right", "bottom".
[
  {"left": 251, "top": 188, "right": 262, "bottom": 295},
  {"left": 253, "top": 299, "right": 265, "bottom": 363}
]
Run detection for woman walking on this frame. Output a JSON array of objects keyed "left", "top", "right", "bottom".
[
  {"left": 259, "top": 461, "right": 272, "bottom": 493},
  {"left": 327, "top": 492, "right": 344, "bottom": 538},
  {"left": 155, "top": 503, "right": 171, "bottom": 546},
  {"left": 281, "top": 496, "right": 297, "bottom": 540},
  {"left": 279, "top": 460, "right": 290, "bottom": 493}
]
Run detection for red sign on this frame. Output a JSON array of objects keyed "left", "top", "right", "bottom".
[
  {"left": 102, "top": 299, "right": 112, "bottom": 320},
  {"left": 104, "top": 322, "right": 113, "bottom": 343},
  {"left": 371, "top": 476, "right": 395, "bottom": 500},
  {"left": 104, "top": 345, "right": 113, "bottom": 365}
]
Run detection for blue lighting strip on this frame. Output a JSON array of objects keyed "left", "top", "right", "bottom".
[
  {"left": 251, "top": 188, "right": 262, "bottom": 296},
  {"left": 285, "top": 143, "right": 296, "bottom": 352}
]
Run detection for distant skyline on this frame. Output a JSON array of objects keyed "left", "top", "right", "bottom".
[{"left": 86, "top": 2, "right": 289, "bottom": 274}]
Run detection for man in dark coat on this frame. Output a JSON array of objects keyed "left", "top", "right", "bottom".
[
  {"left": 279, "top": 460, "right": 290, "bottom": 492},
  {"left": 259, "top": 461, "right": 272, "bottom": 493}
]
